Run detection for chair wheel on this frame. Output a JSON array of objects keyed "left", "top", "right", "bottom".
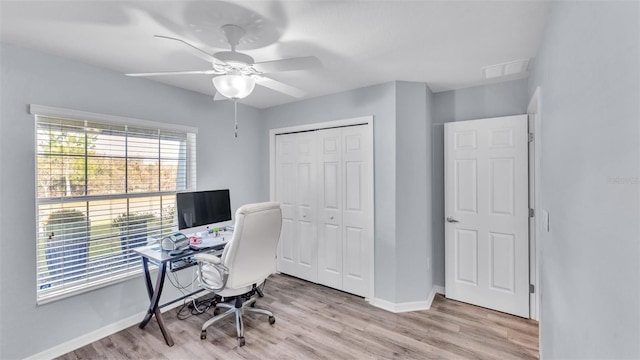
[
  {"left": 269, "top": 316, "right": 276, "bottom": 325},
  {"left": 238, "top": 336, "right": 245, "bottom": 347},
  {"left": 200, "top": 330, "right": 207, "bottom": 340}
]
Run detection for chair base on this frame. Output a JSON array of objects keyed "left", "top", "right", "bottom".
[{"left": 200, "top": 295, "right": 275, "bottom": 347}]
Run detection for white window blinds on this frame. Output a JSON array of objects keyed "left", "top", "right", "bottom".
[{"left": 33, "top": 107, "right": 196, "bottom": 304}]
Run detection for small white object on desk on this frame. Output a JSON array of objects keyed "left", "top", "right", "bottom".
[{"left": 190, "top": 231, "right": 232, "bottom": 250}]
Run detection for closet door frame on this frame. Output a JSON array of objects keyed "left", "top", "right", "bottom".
[{"left": 269, "top": 116, "right": 375, "bottom": 302}]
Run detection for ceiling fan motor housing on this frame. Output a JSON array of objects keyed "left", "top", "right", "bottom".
[{"left": 214, "top": 51, "right": 255, "bottom": 68}]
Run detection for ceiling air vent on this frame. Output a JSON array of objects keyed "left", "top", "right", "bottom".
[{"left": 483, "top": 59, "right": 530, "bottom": 79}]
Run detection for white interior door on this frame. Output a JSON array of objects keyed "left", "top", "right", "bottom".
[
  {"left": 276, "top": 132, "right": 318, "bottom": 282},
  {"left": 444, "top": 115, "right": 529, "bottom": 318}
]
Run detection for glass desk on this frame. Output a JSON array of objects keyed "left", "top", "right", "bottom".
[{"left": 133, "top": 234, "right": 230, "bottom": 346}]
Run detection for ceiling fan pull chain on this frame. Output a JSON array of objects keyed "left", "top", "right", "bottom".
[{"left": 234, "top": 99, "right": 239, "bottom": 138}]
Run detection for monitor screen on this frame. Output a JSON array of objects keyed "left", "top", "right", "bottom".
[{"left": 176, "top": 189, "right": 232, "bottom": 230}]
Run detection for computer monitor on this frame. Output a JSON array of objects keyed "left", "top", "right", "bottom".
[{"left": 176, "top": 189, "right": 232, "bottom": 231}]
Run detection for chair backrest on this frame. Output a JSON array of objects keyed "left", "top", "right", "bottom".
[{"left": 220, "top": 202, "right": 282, "bottom": 290}]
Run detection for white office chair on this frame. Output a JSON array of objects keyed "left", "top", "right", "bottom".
[{"left": 194, "top": 202, "right": 282, "bottom": 347}]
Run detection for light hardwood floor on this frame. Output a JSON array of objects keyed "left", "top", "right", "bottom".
[{"left": 58, "top": 274, "right": 538, "bottom": 359}]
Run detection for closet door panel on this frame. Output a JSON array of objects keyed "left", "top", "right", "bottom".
[
  {"left": 275, "top": 132, "right": 317, "bottom": 282},
  {"left": 294, "top": 132, "right": 318, "bottom": 282},
  {"left": 276, "top": 135, "right": 296, "bottom": 274},
  {"left": 341, "top": 125, "right": 370, "bottom": 297},
  {"left": 317, "top": 128, "right": 343, "bottom": 289}
]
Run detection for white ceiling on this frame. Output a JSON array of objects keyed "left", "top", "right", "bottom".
[{"left": 0, "top": 1, "right": 551, "bottom": 109}]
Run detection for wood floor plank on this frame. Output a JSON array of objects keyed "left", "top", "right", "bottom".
[{"left": 56, "top": 274, "right": 538, "bottom": 359}]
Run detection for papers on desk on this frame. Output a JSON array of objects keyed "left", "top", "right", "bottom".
[{"left": 189, "top": 235, "right": 229, "bottom": 250}]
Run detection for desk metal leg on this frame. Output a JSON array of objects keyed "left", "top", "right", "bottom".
[
  {"left": 141, "top": 257, "right": 153, "bottom": 300},
  {"left": 139, "top": 259, "right": 174, "bottom": 346}
]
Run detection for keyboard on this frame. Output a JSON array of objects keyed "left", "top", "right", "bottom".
[{"left": 189, "top": 235, "right": 229, "bottom": 250}]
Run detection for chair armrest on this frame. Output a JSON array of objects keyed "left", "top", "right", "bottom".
[
  {"left": 194, "top": 253, "right": 221, "bottom": 264},
  {"left": 195, "top": 253, "right": 228, "bottom": 292}
]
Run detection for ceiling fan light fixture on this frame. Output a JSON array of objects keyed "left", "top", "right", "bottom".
[{"left": 212, "top": 74, "right": 256, "bottom": 99}]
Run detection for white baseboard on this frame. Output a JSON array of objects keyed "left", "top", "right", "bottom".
[
  {"left": 371, "top": 285, "right": 445, "bottom": 314},
  {"left": 24, "top": 301, "right": 186, "bottom": 360},
  {"left": 371, "top": 298, "right": 431, "bottom": 313}
]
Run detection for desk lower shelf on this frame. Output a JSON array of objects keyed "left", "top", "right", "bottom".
[{"left": 168, "top": 248, "right": 223, "bottom": 272}]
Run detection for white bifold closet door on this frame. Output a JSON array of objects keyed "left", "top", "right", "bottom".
[{"left": 275, "top": 125, "right": 370, "bottom": 297}]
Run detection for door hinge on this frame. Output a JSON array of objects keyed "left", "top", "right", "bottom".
[
  {"left": 528, "top": 132, "right": 535, "bottom": 142},
  {"left": 529, "top": 284, "right": 535, "bottom": 294},
  {"left": 529, "top": 208, "right": 534, "bottom": 218}
]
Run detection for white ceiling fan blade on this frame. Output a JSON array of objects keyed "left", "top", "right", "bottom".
[
  {"left": 126, "top": 70, "right": 218, "bottom": 77},
  {"left": 154, "top": 35, "right": 226, "bottom": 65},
  {"left": 255, "top": 76, "right": 307, "bottom": 98},
  {"left": 213, "top": 92, "right": 228, "bottom": 101},
  {"left": 253, "top": 56, "right": 321, "bottom": 74}
]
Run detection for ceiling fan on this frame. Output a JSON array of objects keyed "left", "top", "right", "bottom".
[{"left": 126, "top": 24, "right": 320, "bottom": 100}]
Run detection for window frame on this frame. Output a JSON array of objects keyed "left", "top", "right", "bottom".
[{"left": 31, "top": 105, "right": 197, "bottom": 304}]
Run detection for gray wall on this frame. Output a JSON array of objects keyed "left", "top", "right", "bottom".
[
  {"left": 431, "top": 79, "right": 530, "bottom": 286},
  {"left": 395, "top": 82, "right": 432, "bottom": 302},
  {"left": 527, "top": 1, "right": 640, "bottom": 358},
  {"left": 0, "top": 44, "right": 264, "bottom": 359},
  {"left": 261, "top": 81, "right": 435, "bottom": 303}
]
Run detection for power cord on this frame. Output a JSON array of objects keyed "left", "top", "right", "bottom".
[
  {"left": 167, "top": 265, "right": 208, "bottom": 320},
  {"left": 176, "top": 294, "right": 220, "bottom": 320},
  {"left": 166, "top": 269, "right": 196, "bottom": 292}
]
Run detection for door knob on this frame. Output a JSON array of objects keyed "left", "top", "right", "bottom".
[{"left": 446, "top": 216, "right": 459, "bottom": 223}]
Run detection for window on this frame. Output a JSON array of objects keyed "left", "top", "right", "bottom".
[{"left": 32, "top": 105, "right": 197, "bottom": 304}]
